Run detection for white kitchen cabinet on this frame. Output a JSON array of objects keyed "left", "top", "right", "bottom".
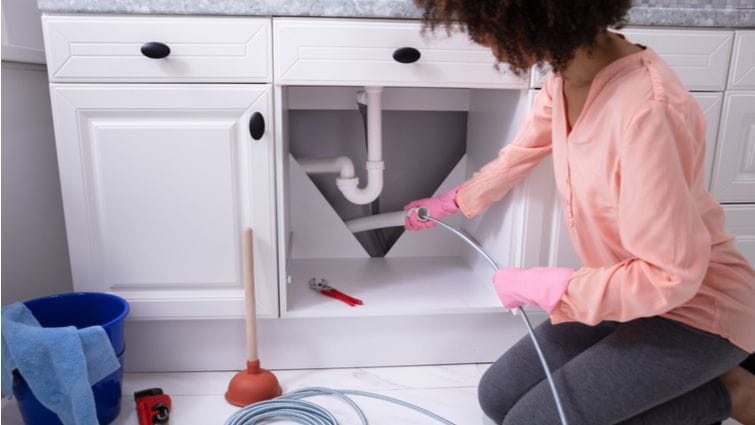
[
  {"left": 49, "top": 84, "right": 277, "bottom": 320},
  {"left": 728, "top": 30, "right": 755, "bottom": 90},
  {"left": 711, "top": 92, "right": 755, "bottom": 202},
  {"left": 39, "top": 13, "right": 755, "bottom": 371}
]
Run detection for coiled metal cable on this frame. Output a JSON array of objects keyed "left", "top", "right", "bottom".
[{"left": 224, "top": 387, "right": 456, "bottom": 425}]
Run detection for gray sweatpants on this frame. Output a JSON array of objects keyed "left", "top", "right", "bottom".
[{"left": 478, "top": 316, "right": 749, "bottom": 425}]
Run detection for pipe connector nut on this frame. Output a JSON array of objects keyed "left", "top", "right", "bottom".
[
  {"left": 365, "top": 161, "right": 385, "bottom": 171},
  {"left": 335, "top": 177, "right": 359, "bottom": 190}
]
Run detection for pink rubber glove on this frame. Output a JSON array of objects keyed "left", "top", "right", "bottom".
[
  {"left": 403, "top": 185, "right": 462, "bottom": 231},
  {"left": 492, "top": 267, "right": 575, "bottom": 313}
]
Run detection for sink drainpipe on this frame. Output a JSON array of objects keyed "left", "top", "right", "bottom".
[{"left": 298, "top": 86, "right": 385, "bottom": 205}]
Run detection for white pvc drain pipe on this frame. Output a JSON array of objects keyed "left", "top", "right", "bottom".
[{"left": 298, "top": 86, "right": 385, "bottom": 205}]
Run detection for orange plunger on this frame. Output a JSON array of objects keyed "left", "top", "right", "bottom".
[{"left": 225, "top": 228, "right": 282, "bottom": 406}]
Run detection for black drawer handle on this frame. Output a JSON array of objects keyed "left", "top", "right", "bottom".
[
  {"left": 141, "top": 42, "right": 171, "bottom": 59},
  {"left": 393, "top": 47, "right": 421, "bottom": 64},
  {"left": 249, "top": 112, "right": 265, "bottom": 140}
]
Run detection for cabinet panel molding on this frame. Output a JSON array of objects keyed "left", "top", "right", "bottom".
[{"left": 728, "top": 30, "right": 755, "bottom": 90}]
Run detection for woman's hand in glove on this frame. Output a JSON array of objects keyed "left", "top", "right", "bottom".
[
  {"left": 403, "top": 185, "right": 462, "bottom": 231},
  {"left": 492, "top": 267, "right": 575, "bottom": 313}
]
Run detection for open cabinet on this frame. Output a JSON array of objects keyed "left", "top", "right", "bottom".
[
  {"left": 266, "top": 18, "right": 564, "bottom": 368},
  {"left": 275, "top": 85, "right": 555, "bottom": 321}
]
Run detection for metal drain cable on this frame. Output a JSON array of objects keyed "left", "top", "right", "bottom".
[
  {"left": 224, "top": 386, "right": 456, "bottom": 425},
  {"left": 415, "top": 206, "right": 568, "bottom": 425}
]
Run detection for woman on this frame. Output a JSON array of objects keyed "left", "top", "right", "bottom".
[{"left": 403, "top": 1, "right": 755, "bottom": 424}]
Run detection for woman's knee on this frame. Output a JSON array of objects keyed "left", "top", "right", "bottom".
[
  {"left": 500, "top": 387, "right": 572, "bottom": 425},
  {"left": 478, "top": 365, "right": 520, "bottom": 423},
  {"left": 500, "top": 399, "right": 545, "bottom": 425}
]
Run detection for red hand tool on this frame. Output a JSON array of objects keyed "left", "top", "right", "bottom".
[
  {"left": 135, "top": 388, "right": 171, "bottom": 425},
  {"left": 309, "top": 278, "right": 363, "bottom": 306}
]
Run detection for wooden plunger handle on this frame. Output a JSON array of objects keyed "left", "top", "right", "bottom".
[{"left": 243, "top": 228, "right": 258, "bottom": 362}]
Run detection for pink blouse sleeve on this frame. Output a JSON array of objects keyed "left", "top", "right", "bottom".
[
  {"left": 551, "top": 100, "right": 712, "bottom": 325},
  {"left": 455, "top": 77, "right": 555, "bottom": 218}
]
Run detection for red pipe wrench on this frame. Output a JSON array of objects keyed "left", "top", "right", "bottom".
[{"left": 309, "top": 278, "right": 363, "bottom": 306}]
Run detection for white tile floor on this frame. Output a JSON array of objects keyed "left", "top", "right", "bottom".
[{"left": 1, "top": 364, "right": 744, "bottom": 425}]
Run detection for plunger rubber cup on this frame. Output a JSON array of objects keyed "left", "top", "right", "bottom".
[{"left": 224, "top": 360, "right": 282, "bottom": 406}]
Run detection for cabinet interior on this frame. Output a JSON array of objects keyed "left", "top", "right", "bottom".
[{"left": 278, "top": 86, "right": 531, "bottom": 318}]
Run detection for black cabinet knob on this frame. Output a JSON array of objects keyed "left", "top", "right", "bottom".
[
  {"left": 141, "top": 42, "right": 171, "bottom": 59},
  {"left": 392, "top": 47, "right": 421, "bottom": 64},
  {"left": 249, "top": 112, "right": 265, "bottom": 140}
]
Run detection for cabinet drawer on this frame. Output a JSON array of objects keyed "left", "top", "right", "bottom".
[
  {"left": 531, "top": 28, "right": 733, "bottom": 91},
  {"left": 42, "top": 15, "right": 271, "bottom": 83},
  {"left": 728, "top": 30, "right": 755, "bottom": 90},
  {"left": 274, "top": 18, "right": 525, "bottom": 88}
]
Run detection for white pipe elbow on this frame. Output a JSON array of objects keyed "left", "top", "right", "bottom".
[
  {"left": 299, "top": 156, "right": 355, "bottom": 179},
  {"left": 333, "top": 156, "right": 356, "bottom": 179},
  {"left": 299, "top": 86, "right": 385, "bottom": 206},
  {"left": 336, "top": 161, "right": 384, "bottom": 205}
]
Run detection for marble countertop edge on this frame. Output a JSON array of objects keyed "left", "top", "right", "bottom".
[{"left": 35, "top": 2, "right": 755, "bottom": 28}]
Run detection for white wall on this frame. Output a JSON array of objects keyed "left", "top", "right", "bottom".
[
  {"left": 1, "top": 0, "right": 46, "bottom": 64},
  {"left": 1, "top": 0, "right": 73, "bottom": 305}
]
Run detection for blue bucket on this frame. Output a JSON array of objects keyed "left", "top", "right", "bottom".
[{"left": 12, "top": 292, "right": 130, "bottom": 425}]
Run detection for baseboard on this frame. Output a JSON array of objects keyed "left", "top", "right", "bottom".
[{"left": 123, "top": 311, "right": 548, "bottom": 372}]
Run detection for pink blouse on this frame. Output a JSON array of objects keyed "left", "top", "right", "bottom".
[{"left": 456, "top": 48, "right": 755, "bottom": 353}]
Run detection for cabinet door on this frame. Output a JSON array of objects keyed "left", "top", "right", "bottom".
[
  {"left": 711, "top": 92, "right": 755, "bottom": 202},
  {"left": 49, "top": 84, "right": 277, "bottom": 319},
  {"left": 723, "top": 205, "right": 755, "bottom": 266},
  {"left": 692, "top": 93, "right": 723, "bottom": 190}
]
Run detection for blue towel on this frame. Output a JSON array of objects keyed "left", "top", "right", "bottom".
[{"left": 1, "top": 302, "right": 121, "bottom": 425}]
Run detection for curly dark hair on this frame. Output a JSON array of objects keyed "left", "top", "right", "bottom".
[{"left": 413, "top": 0, "right": 632, "bottom": 75}]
